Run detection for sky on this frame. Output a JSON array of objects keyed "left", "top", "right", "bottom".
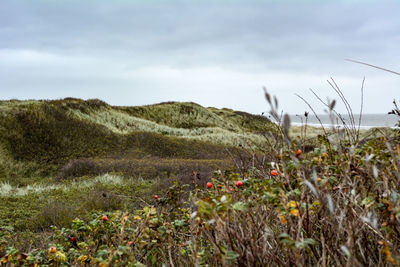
[{"left": 0, "top": 0, "right": 399, "bottom": 115}]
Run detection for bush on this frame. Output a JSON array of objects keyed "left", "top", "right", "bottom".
[
  {"left": 57, "top": 158, "right": 102, "bottom": 180},
  {"left": 57, "top": 157, "right": 231, "bottom": 183},
  {"left": 82, "top": 189, "right": 125, "bottom": 212},
  {"left": 33, "top": 200, "right": 76, "bottom": 230}
]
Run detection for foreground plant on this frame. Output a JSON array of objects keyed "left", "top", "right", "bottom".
[
  {"left": 1, "top": 135, "right": 399, "bottom": 266},
  {"left": 1, "top": 87, "right": 400, "bottom": 266}
]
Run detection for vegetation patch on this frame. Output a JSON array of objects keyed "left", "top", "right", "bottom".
[
  {"left": 3, "top": 96, "right": 398, "bottom": 265},
  {"left": 0, "top": 99, "right": 270, "bottom": 185}
]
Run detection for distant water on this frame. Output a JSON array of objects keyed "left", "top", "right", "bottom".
[{"left": 287, "top": 114, "right": 399, "bottom": 129}]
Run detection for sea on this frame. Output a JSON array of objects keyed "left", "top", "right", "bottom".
[{"left": 287, "top": 114, "right": 399, "bottom": 129}]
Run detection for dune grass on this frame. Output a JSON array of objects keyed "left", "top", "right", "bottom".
[
  {"left": 118, "top": 102, "right": 239, "bottom": 130},
  {"left": 0, "top": 173, "right": 155, "bottom": 234},
  {"left": 0, "top": 174, "right": 126, "bottom": 197},
  {"left": 68, "top": 103, "right": 270, "bottom": 147},
  {"left": 1, "top": 99, "right": 268, "bottom": 186}
]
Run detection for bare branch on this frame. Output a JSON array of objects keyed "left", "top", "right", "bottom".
[{"left": 346, "top": 59, "right": 400, "bottom": 76}]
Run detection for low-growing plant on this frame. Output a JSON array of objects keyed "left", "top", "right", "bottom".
[{"left": 1, "top": 78, "right": 399, "bottom": 265}]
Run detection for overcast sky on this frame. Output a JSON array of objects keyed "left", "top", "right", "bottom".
[{"left": 0, "top": 0, "right": 399, "bottom": 114}]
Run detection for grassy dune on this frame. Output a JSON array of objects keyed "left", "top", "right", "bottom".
[
  {"left": 69, "top": 106, "right": 268, "bottom": 147},
  {"left": 0, "top": 98, "right": 274, "bottom": 184}
]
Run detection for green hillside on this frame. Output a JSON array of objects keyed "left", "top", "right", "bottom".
[
  {"left": 0, "top": 98, "right": 276, "bottom": 243},
  {"left": 0, "top": 98, "right": 275, "bottom": 185}
]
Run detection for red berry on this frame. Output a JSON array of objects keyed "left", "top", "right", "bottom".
[
  {"left": 270, "top": 170, "right": 278, "bottom": 176},
  {"left": 296, "top": 149, "right": 302, "bottom": 156},
  {"left": 235, "top": 181, "right": 244, "bottom": 187},
  {"left": 102, "top": 215, "right": 108, "bottom": 221},
  {"left": 206, "top": 182, "right": 212, "bottom": 189},
  {"left": 70, "top": 237, "right": 76, "bottom": 242},
  {"left": 154, "top": 195, "right": 158, "bottom": 200},
  {"left": 128, "top": 241, "right": 133, "bottom": 246},
  {"left": 181, "top": 242, "right": 185, "bottom": 247}
]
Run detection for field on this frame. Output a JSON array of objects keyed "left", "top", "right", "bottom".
[{"left": 0, "top": 97, "right": 399, "bottom": 266}]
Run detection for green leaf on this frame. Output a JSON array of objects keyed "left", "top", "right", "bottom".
[
  {"left": 198, "top": 199, "right": 214, "bottom": 219},
  {"left": 278, "top": 233, "right": 295, "bottom": 246},
  {"left": 143, "top": 206, "right": 157, "bottom": 216},
  {"left": 361, "top": 197, "right": 374, "bottom": 206},
  {"left": 278, "top": 233, "right": 291, "bottom": 239},
  {"left": 225, "top": 250, "right": 239, "bottom": 260},
  {"left": 295, "top": 238, "right": 317, "bottom": 249},
  {"left": 233, "top": 202, "right": 247, "bottom": 211},
  {"left": 157, "top": 226, "right": 167, "bottom": 234},
  {"left": 173, "top": 219, "right": 186, "bottom": 227},
  {"left": 96, "top": 249, "right": 110, "bottom": 259}
]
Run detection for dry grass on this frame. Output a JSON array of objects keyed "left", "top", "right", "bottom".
[
  {"left": 68, "top": 106, "right": 268, "bottom": 147},
  {"left": 0, "top": 174, "right": 125, "bottom": 197}
]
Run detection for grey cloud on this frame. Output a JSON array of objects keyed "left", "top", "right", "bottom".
[{"left": 0, "top": 0, "right": 399, "bottom": 114}]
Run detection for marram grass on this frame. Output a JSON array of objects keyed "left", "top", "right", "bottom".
[
  {"left": 68, "top": 103, "right": 269, "bottom": 147},
  {"left": 0, "top": 174, "right": 125, "bottom": 197}
]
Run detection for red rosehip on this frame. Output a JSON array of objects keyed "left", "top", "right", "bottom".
[
  {"left": 235, "top": 180, "right": 244, "bottom": 187},
  {"left": 154, "top": 195, "right": 158, "bottom": 200},
  {"left": 270, "top": 170, "right": 278, "bottom": 176},
  {"left": 102, "top": 215, "right": 108, "bottom": 221},
  {"left": 206, "top": 182, "right": 213, "bottom": 189},
  {"left": 296, "top": 149, "right": 302, "bottom": 157}
]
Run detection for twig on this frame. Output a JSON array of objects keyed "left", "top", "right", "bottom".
[
  {"left": 295, "top": 93, "right": 328, "bottom": 137},
  {"left": 168, "top": 244, "right": 175, "bottom": 267},
  {"left": 357, "top": 77, "right": 365, "bottom": 141},
  {"left": 327, "top": 79, "right": 356, "bottom": 134},
  {"left": 346, "top": 59, "right": 400, "bottom": 76},
  {"left": 309, "top": 88, "right": 351, "bottom": 134}
]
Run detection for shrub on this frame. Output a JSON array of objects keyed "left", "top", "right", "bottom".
[
  {"left": 33, "top": 200, "right": 76, "bottom": 230},
  {"left": 82, "top": 189, "right": 125, "bottom": 212},
  {"left": 57, "top": 158, "right": 102, "bottom": 180},
  {"left": 57, "top": 157, "right": 232, "bottom": 183}
]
